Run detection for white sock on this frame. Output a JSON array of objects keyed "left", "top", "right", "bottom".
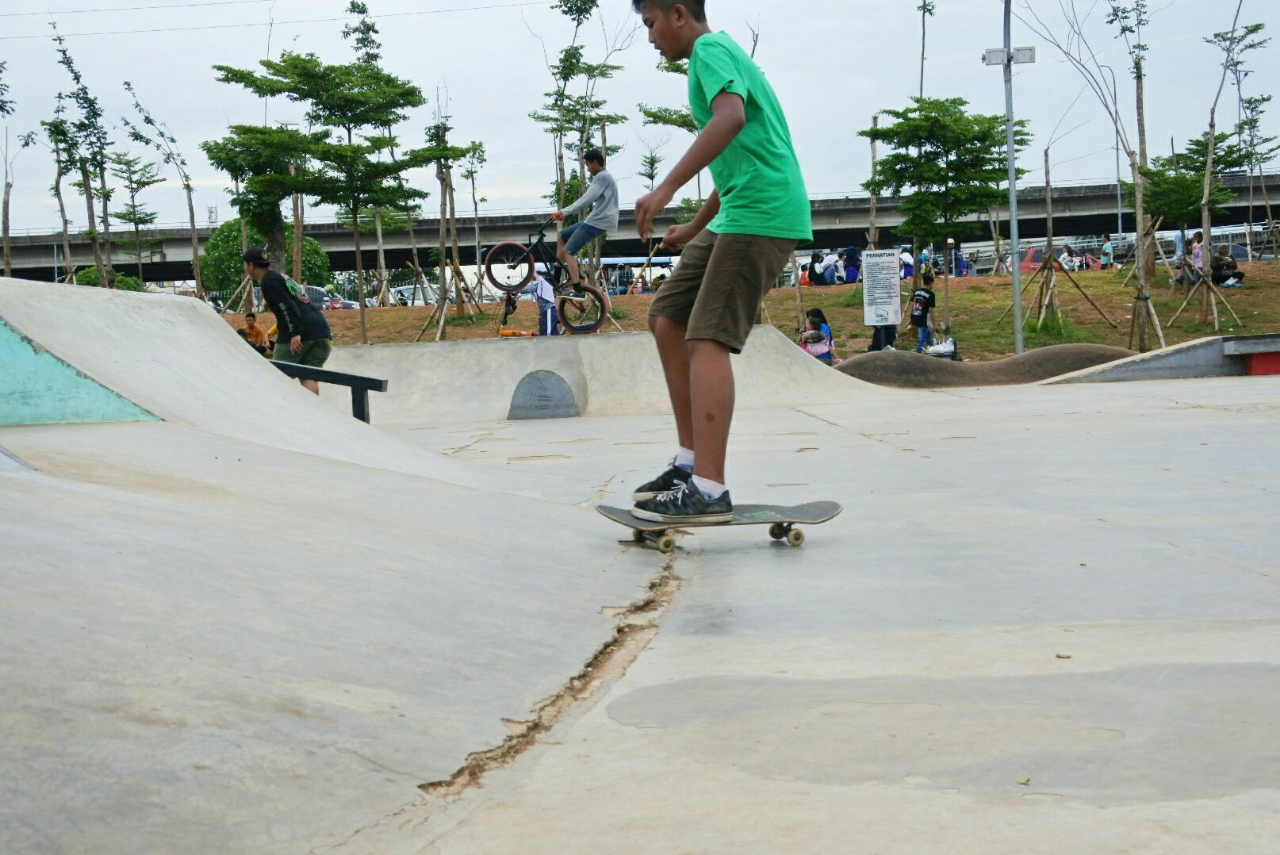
[
  {"left": 675, "top": 447, "right": 695, "bottom": 471},
  {"left": 692, "top": 475, "right": 728, "bottom": 500}
]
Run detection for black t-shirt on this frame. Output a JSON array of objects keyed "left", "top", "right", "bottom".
[
  {"left": 260, "top": 269, "right": 331, "bottom": 343},
  {"left": 909, "top": 288, "right": 936, "bottom": 326}
]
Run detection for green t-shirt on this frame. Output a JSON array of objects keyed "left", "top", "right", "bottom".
[{"left": 688, "top": 32, "right": 812, "bottom": 242}]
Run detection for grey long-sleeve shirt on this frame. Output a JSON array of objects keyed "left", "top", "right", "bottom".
[{"left": 561, "top": 169, "right": 620, "bottom": 232}]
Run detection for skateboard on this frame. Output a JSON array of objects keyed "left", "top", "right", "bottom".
[{"left": 597, "top": 501, "right": 842, "bottom": 554}]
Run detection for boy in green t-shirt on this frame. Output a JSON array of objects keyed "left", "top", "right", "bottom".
[{"left": 629, "top": 0, "right": 812, "bottom": 523}]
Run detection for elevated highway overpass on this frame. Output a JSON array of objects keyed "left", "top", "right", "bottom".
[{"left": 7, "top": 172, "right": 1278, "bottom": 283}]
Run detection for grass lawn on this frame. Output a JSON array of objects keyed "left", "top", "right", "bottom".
[{"left": 226, "top": 263, "right": 1280, "bottom": 361}]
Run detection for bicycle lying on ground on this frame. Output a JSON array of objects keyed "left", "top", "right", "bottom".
[{"left": 483, "top": 219, "right": 609, "bottom": 334}]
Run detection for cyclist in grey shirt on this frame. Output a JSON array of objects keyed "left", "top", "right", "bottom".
[{"left": 552, "top": 149, "right": 619, "bottom": 290}]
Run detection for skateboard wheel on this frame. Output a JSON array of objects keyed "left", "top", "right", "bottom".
[
  {"left": 786, "top": 528, "right": 806, "bottom": 547},
  {"left": 657, "top": 535, "right": 677, "bottom": 554},
  {"left": 769, "top": 523, "right": 788, "bottom": 541},
  {"left": 632, "top": 529, "right": 646, "bottom": 544}
]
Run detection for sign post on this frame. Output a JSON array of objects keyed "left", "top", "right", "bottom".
[{"left": 862, "top": 249, "right": 903, "bottom": 328}]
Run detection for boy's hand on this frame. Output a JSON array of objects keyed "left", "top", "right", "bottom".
[
  {"left": 290, "top": 335, "right": 303, "bottom": 354},
  {"left": 635, "top": 185, "right": 674, "bottom": 241},
  {"left": 551, "top": 211, "right": 565, "bottom": 222},
  {"left": 661, "top": 223, "right": 698, "bottom": 250}
]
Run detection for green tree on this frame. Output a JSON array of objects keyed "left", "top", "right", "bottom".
[
  {"left": 72, "top": 265, "right": 145, "bottom": 292},
  {"left": 109, "top": 152, "right": 165, "bottom": 285},
  {"left": 213, "top": 51, "right": 431, "bottom": 342},
  {"left": 1156, "top": 128, "right": 1252, "bottom": 176},
  {"left": 18, "top": 101, "right": 76, "bottom": 281},
  {"left": 52, "top": 25, "right": 114, "bottom": 288},
  {"left": 122, "top": 81, "right": 208, "bottom": 297},
  {"left": 0, "top": 62, "right": 13, "bottom": 118},
  {"left": 861, "top": 97, "right": 1029, "bottom": 284},
  {"left": 198, "top": 219, "right": 329, "bottom": 297},
  {"left": 1128, "top": 167, "right": 1233, "bottom": 238}
]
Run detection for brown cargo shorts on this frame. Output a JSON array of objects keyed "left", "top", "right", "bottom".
[{"left": 649, "top": 229, "right": 798, "bottom": 354}]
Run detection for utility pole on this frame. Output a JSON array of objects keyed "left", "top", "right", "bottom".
[{"left": 986, "top": 1, "right": 1035, "bottom": 354}]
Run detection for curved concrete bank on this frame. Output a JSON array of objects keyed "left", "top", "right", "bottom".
[
  {"left": 839, "top": 344, "right": 1134, "bottom": 389},
  {"left": 322, "top": 325, "right": 873, "bottom": 426},
  {"left": 0, "top": 277, "right": 662, "bottom": 852}
]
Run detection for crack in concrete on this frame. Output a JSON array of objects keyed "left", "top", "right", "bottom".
[{"left": 418, "top": 557, "right": 684, "bottom": 799}]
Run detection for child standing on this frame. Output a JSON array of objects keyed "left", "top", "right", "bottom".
[
  {"left": 907, "top": 270, "right": 939, "bottom": 353},
  {"left": 629, "top": 0, "right": 812, "bottom": 523},
  {"left": 799, "top": 308, "right": 837, "bottom": 365}
]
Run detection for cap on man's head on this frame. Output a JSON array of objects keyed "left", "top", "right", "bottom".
[{"left": 243, "top": 247, "right": 271, "bottom": 266}]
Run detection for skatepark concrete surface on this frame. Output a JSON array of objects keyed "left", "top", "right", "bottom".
[{"left": 3, "top": 277, "right": 1280, "bottom": 853}]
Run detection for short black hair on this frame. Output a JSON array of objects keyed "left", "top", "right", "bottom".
[
  {"left": 631, "top": 0, "right": 707, "bottom": 23},
  {"left": 246, "top": 312, "right": 256, "bottom": 320},
  {"left": 584, "top": 148, "right": 605, "bottom": 166}
]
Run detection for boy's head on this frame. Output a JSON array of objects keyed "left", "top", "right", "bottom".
[
  {"left": 633, "top": 1, "right": 710, "bottom": 63},
  {"left": 922, "top": 270, "right": 935, "bottom": 288},
  {"left": 245, "top": 312, "right": 258, "bottom": 326},
  {"left": 242, "top": 247, "right": 271, "bottom": 281},
  {"left": 584, "top": 149, "right": 605, "bottom": 174},
  {"left": 1102, "top": 233, "right": 1111, "bottom": 242}
]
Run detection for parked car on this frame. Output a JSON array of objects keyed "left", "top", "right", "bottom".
[
  {"left": 328, "top": 294, "right": 357, "bottom": 310},
  {"left": 392, "top": 285, "right": 435, "bottom": 307}
]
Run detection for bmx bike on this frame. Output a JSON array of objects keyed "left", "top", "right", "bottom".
[{"left": 483, "top": 219, "right": 609, "bottom": 334}]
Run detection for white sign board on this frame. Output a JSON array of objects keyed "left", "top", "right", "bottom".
[{"left": 862, "top": 249, "right": 902, "bottom": 327}]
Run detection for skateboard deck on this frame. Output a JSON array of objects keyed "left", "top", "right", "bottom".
[{"left": 597, "top": 501, "right": 842, "bottom": 554}]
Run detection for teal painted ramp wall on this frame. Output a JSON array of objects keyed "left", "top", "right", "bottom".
[{"left": 0, "top": 319, "right": 159, "bottom": 426}]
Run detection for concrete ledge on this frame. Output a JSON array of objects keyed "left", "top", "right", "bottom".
[
  {"left": 1044, "top": 337, "right": 1245, "bottom": 385},
  {"left": 1222, "top": 334, "right": 1280, "bottom": 356}
]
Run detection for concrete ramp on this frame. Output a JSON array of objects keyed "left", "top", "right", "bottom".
[
  {"left": 0, "top": 278, "right": 663, "bottom": 851},
  {"left": 1045, "top": 337, "right": 1244, "bottom": 384},
  {"left": 323, "top": 325, "right": 873, "bottom": 426}
]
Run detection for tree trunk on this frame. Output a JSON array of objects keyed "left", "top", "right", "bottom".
[
  {"left": 2, "top": 179, "right": 12, "bottom": 279},
  {"left": 988, "top": 210, "right": 1006, "bottom": 275},
  {"left": 134, "top": 218, "right": 144, "bottom": 285},
  {"left": 471, "top": 174, "right": 482, "bottom": 297},
  {"left": 1130, "top": 151, "right": 1151, "bottom": 352},
  {"left": 919, "top": 10, "right": 927, "bottom": 98},
  {"left": 1134, "top": 59, "right": 1156, "bottom": 285},
  {"left": 98, "top": 166, "right": 114, "bottom": 288},
  {"left": 447, "top": 168, "right": 462, "bottom": 302},
  {"left": 53, "top": 144, "right": 74, "bottom": 282},
  {"left": 374, "top": 210, "right": 390, "bottom": 307},
  {"left": 79, "top": 163, "right": 107, "bottom": 288},
  {"left": 438, "top": 161, "right": 454, "bottom": 317},
  {"left": 185, "top": 184, "right": 204, "bottom": 299},
  {"left": 352, "top": 201, "right": 369, "bottom": 345},
  {"left": 867, "top": 115, "right": 879, "bottom": 249}
]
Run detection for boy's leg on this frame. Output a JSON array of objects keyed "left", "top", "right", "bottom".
[
  {"left": 915, "top": 326, "right": 927, "bottom": 353},
  {"left": 556, "top": 231, "right": 582, "bottom": 286},
  {"left": 650, "top": 314, "right": 695, "bottom": 450},
  {"left": 687, "top": 339, "right": 735, "bottom": 483}
]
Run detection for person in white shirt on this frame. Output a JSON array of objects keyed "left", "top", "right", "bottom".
[
  {"left": 533, "top": 264, "right": 559, "bottom": 336},
  {"left": 899, "top": 248, "right": 915, "bottom": 280}
]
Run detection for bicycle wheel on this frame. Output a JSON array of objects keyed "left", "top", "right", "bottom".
[
  {"left": 557, "top": 284, "right": 608, "bottom": 334},
  {"left": 485, "top": 242, "right": 535, "bottom": 293}
]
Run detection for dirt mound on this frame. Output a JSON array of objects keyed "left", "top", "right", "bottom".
[{"left": 837, "top": 344, "right": 1134, "bottom": 388}]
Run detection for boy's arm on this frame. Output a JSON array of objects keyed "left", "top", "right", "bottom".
[
  {"left": 560, "top": 178, "right": 606, "bottom": 218},
  {"left": 635, "top": 91, "right": 746, "bottom": 240}
]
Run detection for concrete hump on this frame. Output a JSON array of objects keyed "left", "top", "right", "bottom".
[{"left": 509, "top": 368, "right": 587, "bottom": 420}]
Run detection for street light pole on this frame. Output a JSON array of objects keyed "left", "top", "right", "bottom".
[{"left": 1001, "top": 0, "right": 1025, "bottom": 353}]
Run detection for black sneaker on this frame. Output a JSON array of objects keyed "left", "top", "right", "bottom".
[
  {"left": 633, "top": 483, "right": 734, "bottom": 524},
  {"left": 555, "top": 283, "right": 587, "bottom": 299},
  {"left": 632, "top": 464, "right": 692, "bottom": 501}
]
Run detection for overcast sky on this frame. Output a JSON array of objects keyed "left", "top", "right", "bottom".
[{"left": 2, "top": 0, "right": 1276, "bottom": 234}]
